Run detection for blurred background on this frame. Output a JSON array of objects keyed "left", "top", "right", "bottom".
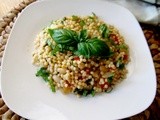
[
  {"left": 0, "top": 0, "right": 159, "bottom": 25},
  {"left": 0, "top": 0, "right": 22, "bottom": 18}
]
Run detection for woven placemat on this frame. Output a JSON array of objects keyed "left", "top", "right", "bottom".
[{"left": 0, "top": 0, "right": 159, "bottom": 120}]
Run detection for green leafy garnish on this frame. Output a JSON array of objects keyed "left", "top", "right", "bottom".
[
  {"left": 72, "top": 15, "right": 79, "bottom": 21},
  {"left": 118, "top": 44, "right": 128, "bottom": 50},
  {"left": 48, "top": 28, "right": 111, "bottom": 58},
  {"left": 49, "top": 79, "right": 56, "bottom": 92},
  {"left": 91, "top": 90, "right": 95, "bottom": 97},
  {"left": 51, "top": 44, "right": 62, "bottom": 55},
  {"left": 36, "top": 67, "right": 56, "bottom": 92},
  {"left": 116, "top": 57, "right": 125, "bottom": 69},
  {"left": 99, "top": 24, "right": 109, "bottom": 38},
  {"left": 107, "top": 73, "right": 114, "bottom": 83},
  {"left": 46, "top": 39, "right": 55, "bottom": 49},
  {"left": 61, "top": 17, "right": 67, "bottom": 24},
  {"left": 48, "top": 29, "right": 78, "bottom": 45},
  {"left": 83, "top": 90, "right": 88, "bottom": 96},
  {"left": 36, "top": 67, "right": 49, "bottom": 82},
  {"left": 105, "top": 86, "right": 113, "bottom": 93},
  {"left": 76, "top": 38, "right": 110, "bottom": 58},
  {"left": 78, "top": 29, "right": 88, "bottom": 42},
  {"left": 92, "top": 12, "right": 96, "bottom": 17},
  {"left": 88, "top": 12, "right": 97, "bottom": 20},
  {"left": 74, "top": 88, "right": 95, "bottom": 97},
  {"left": 119, "top": 63, "right": 125, "bottom": 69},
  {"left": 79, "top": 20, "right": 85, "bottom": 27}
]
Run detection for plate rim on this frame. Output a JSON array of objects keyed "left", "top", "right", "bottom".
[{"left": 0, "top": 0, "right": 157, "bottom": 119}]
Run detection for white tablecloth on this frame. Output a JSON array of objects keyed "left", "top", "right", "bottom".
[{"left": 108, "top": 0, "right": 160, "bottom": 25}]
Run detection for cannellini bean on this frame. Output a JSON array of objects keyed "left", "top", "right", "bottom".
[
  {"left": 57, "top": 68, "right": 66, "bottom": 74},
  {"left": 63, "top": 73, "right": 71, "bottom": 80},
  {"left": 52, "top": 75, "right": 62, "bottom": 82}
]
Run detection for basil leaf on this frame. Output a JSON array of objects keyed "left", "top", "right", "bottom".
[
  {"left": 51, "top": 44, "right": 61, "bottom": 55},
  {"left": 99, "top": 24, "right": 109, "bottom": 38},
  {"left": 46, "top": 39, "right": 55, "bottom": 49},
  {"left": 36, "top": 67, "right": 49, "bottom": 82},
  {"left": 48, "top": 29, "right": 78, "bottom": 45},
  {"left": 77, "top": 39, "right": 110, "bottom": 58},
  {"left": 77, "top": 42, "right": 89, "bottom": 58},
  {"left": 87, "top": 39, "right": 110, "bottom": 57},
  {"left": 78, "top": 29, "right": 88, "bottom": 42},
  {"left": 68, "top": 46, "right": 76, "bottom": 51},
  {"left": 48, "top": 28, "right": 111, "bottom": 58}
]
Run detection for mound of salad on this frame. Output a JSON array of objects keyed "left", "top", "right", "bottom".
[{"left": 32, "top": 13, "right": 130, "bottom": 97}]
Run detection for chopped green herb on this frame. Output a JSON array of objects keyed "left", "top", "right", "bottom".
[
  {"left": 79, "top": 20, "right": 85, "bottom": 27},
  {"left": 105, "top": 86, "right": 113, "bottom": 93},
  {"left": 83, "top": 90, "right": 88, "bottom": 96},
  {"left": 108, "top": 77, "right": 113, "bottom": 83},
  {"left": 107, "top": 73, "right": 114, "bottom": 83},
  {"left": 63, "top": 17, "right": 66, "bottom": 21},
  {"left": 99, "top": 24, "right": 109, "bottom": 38},
  {"left": 91, "top": 90, "right": 95, "bottom": 97},
  {"left": 87, "top": 12, "right": 97, "bottom": 20},
  {"left": 74, "top": 88, "right": 83, "bottom": 95},
  {"left": 49, "top": 79, "right": 56, "bottom": 92},
  {"left": 105, "top": 87, "right": 113, "bottom": 93},
  {"left": 116, "top": 57, "right": 125, "bottom": 69},
  {"left": 61, "top": 17, "right": 67, "bottom": 24},
  {"left": 72, "top": 15, "right": 79, "bottom": 21},
  {"left": 36, "top": 68, "right": 55, "bottom": 92},
  {"left": 118, "top": 44, "right": 128, "bottom": 50},
  {"left": 74, "top": 88, "right": 95, "bottom": 97},
  {"left": 51, "top": 44, "right": 61, "bottom": 55},
  {"left": 88, "top": 16, "right": 94, "bottom": 20},
  {"left": 92, "top": 12, "right": 96, "bottom": 17},
  {"left": 119, "top": 63, "right": 125, "bottom": 69},
  {"left": 36, "top": 67, "right": 49, "bottom": 82}
]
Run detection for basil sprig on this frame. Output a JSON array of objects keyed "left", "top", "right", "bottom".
[
  {"left": 36, "top": 67, "right": 56, "bottom": 92},
  {"left": 48, "top": 29, "right": 78, "bottom": 45},
  {"left": 36, "top": 67, "right": 50, "bottom": 82},
  {"left": 48, "top": 28, "right": 111, "bottom": 58}
]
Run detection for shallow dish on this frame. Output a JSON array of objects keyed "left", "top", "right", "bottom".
[{"left": 0, "top": 0, "right": 156, "bottom": 119}]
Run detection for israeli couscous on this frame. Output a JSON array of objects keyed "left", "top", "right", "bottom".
[{"left": 32, "top": 13, "right": 130, "bottom": 97}]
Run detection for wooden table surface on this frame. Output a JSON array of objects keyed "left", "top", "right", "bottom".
[{"left": 0, "top": 0, "right": 22, "bottom": 18}]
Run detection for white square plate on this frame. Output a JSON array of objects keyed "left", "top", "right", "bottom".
[{"left": 0, "top": 0, "right": 156, "bottom": 120}]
